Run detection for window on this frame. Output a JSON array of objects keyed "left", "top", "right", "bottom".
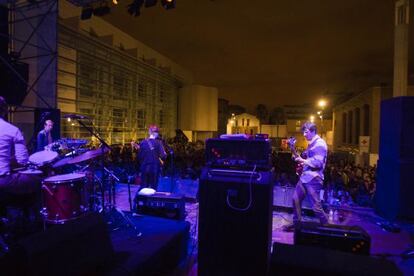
[
  {"left": 355, "top": 107, "right": 360, "bottom": 144},
  {"left": 348, "top": 111, "right": 353, "bottom": 144},
  {"left": 247, "top": 119, "right": 250, "bottom": 127},
  {"left": 295, "top": 120, "right": 301, "bottom": 132},
  {"left": 138, "top": 81, "right": 145, "bottom": 99},
  {"left": 137, "top": 109, "right": 145, "bottom": 129},
  {"left": 398, "top": 5, "right": 407, "bottom": 25},
  {"left": 113, "top": 108, "right": 125, "bottom": 132},
  {"left": 363, "top": 104, "right": 370, "bottom": 136},
  {"left": 159, "top": 109, "right": 164, "bottom": 128},
  {"left": 159, "top": 84, "right": 165, "bottom": 103},
  {"left": 342, "top": 113, "right": 347, "bottom": 143}
]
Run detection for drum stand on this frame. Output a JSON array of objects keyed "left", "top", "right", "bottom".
[
  {"left": 101, "top": 169, "right": 141, "bottom": 237},
  {"left": 73, "top": 119, "right": 141, "bottom": 237}
]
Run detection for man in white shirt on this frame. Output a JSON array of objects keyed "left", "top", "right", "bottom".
[
  {"left": 284, "top": 122, "right": 328, "bottom": 231},
  {"left": 0, "top": 97, "right": 41, "bottom": 215}
]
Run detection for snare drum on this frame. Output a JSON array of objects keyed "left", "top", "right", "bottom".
[
  {"left": 41, "top": 173, "right": 87, "bottom": 224},
  {"left": 29, "top": 150, "right": 58, "bottom": 167}
]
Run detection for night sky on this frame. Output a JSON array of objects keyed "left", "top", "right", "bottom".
[{"left": 105, "top": 0, "right": 414, "bottom": 112}]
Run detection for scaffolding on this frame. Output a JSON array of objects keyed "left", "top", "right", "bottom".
[{"left": 57, "top": 24, "right": 181, "bottom": 145}]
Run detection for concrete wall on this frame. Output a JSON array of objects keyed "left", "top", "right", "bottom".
[{"left": 178, "top": 85, "right": 218, "bottom": 132}]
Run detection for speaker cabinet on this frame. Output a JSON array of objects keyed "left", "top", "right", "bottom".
[
  {"left": 135, "top": 193, "right": 185, "bottom": 220},
  {"left": 294, "top": 222, "right": 371, "bottom": 255},
  {"left": 376, "top": 97, "right": 414, "bottom": 220},
  {"left": 270, "top": 242, "right": 401, "bottom": 276},
  {"left": 198, "top": 168, "right": 274, "bottom": 276},
  {"left": 0, "top": 59, "right": 29, "bottom": 106}
]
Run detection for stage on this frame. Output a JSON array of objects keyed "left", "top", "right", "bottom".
[{"left": 0, "top": 182, "right": 413, "bottom": 275}]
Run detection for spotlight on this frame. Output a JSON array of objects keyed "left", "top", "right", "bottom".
[
  {"left": 144, "top": 0, "right": 157, "bottom": 7},
  {"left": 93, "top": 5, "right": 111, "bottom": 16},
  {"left": 80, "top": 6, "right": 93, "bottom": 20},
  {"left": 128, "top": 0, "right": 144, "bottom": 16},
  {"left": 161, "top": 0, "right": 175, "bottom": 10}
]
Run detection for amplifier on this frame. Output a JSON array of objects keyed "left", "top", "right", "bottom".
[
  {"left": 294, "top": 222, "right": 371, "bottom": 255},
  {"left": 135, "top": 193, "right": 185, "bottom": 220},
  {"left": 205, "top": 138, "right": 272, "bottom": 171}
]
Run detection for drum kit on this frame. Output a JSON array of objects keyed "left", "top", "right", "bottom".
[{"left": 24, "top": 138, "right": 115, "bottom": 225}]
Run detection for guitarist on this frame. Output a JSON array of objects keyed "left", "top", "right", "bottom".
[
  {"left": 284, "top": 122, "right": 328, "bottom": 231},
  {"left": 131, "top": 124, "right": 167, "bottom": 194}
]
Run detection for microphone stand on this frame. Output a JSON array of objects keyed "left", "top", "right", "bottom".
[
  {"left": 161, "top": 139, "right": 175, "bottom": 193},
  {"left": 74, "top": 118, "right": 141, "bottom": 235}
]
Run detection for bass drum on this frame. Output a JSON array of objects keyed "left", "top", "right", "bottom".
[{"left": 41, "top": 173, "right": 88, "bottom": 224}]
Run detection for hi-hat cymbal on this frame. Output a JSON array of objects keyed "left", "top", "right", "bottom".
[{"left": 67, "top": 147, "right": 110, "bottom": 164}]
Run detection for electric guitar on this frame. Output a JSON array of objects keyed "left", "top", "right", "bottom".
[
  {"left": 287, "top": 137, "right": 303, "bottom": 176},
  {"left": 131, "top": 140, "right": 165, "bottom": 166}
]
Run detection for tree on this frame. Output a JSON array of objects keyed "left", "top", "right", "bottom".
[
  {"left": 255, "top": 104, "right": 268, "bottom": 124},
  {"left": 269, "top": 107, "right": 286, "bottom": 125}
]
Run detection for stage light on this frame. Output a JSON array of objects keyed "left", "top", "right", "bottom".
[
  {"left": 113, "top": 0, "right": 119, "bottom": 4},
  {"left": 161, "top": 0, "right": 175, "bottom": 10},
  {"left": 80, "top": 6, "right": 93, "bottom": 20},
  {"left": 144, "top": 0, "right": 157, "bottom": 7},
  {"left": 128, "top": 0, "right": 144, "bottom": 16}
]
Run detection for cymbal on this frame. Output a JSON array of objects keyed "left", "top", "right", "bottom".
[
  {"left": 67, "top": 147, "right": 110, "bottom": 165},
  {"left": 52, "top": 157, "right": 74, "bottom": 168}
]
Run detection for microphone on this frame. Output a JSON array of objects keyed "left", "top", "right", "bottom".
[{"left": 63, "top": 113, "right": 88, "bottom": 119}]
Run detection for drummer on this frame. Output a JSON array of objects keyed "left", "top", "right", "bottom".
[
  {"left": 0, "top": 97, "right": 41, "bottom": 215},
  {"left": 36, "top": 119, "right": 54, "bottom": 152}
]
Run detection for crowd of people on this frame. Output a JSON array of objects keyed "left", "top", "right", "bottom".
[
  {"left": 107, "top": 137, "right": 206, "bottom": 183},
  {"left": 324, "top": 154, "right": 377, "bottom": 207},
  {"left": 273, "top": 151, "right": 377, "bottom": 207},
  {"left": 106, "top": 130, "right": 377, "bottom": 208}
]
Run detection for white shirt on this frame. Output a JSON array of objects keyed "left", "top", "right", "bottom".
[
  {"left": 300, "top": 134, "right": 328, "bottom": 184},
  {"left": 0, "top": 118, "right": 29, "bottom": 176}
]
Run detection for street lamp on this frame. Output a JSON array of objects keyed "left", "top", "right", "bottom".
[
  {"left": 317, "top": 99, "right": 327, "bottom": 133},
  {"left": 309, "top": 115, "right": 315, "bottom": 123},
  {"left": 318, "top": 99, "right": 327, "bottom": 109}
]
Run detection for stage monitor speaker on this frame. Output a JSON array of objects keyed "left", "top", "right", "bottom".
[
  {"left": 376, "top": 96, "right": 414, "bottom": 220},
  {"left": 157, "top": 177, "right": 199, "bottom": 202},
  {"left": 198, "top": 168, "right": 274, "bottom": 276},
  {"left": 0, "top": 59, "right": 29, "bottom": 106},
  {"left": 294, "top": 222, "right": 371, "bottom": 255},
  {"left": 270, "top": 242, "right": 401, "bottom": 276},
  {"left": 0, "top": 213, "right": 114, "bottom": 275},
  {"left": 135, "top": 193, "right": 185, "bottom": 220},
  {"left": 273, "top": 185, "right": 312, "bottom": 211},
  {"left": 0, "top": 5, "right": 7, "bottom": 56}
]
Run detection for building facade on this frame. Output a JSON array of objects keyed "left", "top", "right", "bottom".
[{"left": 58, "top": 1, "right": 192, "bottom": 144}]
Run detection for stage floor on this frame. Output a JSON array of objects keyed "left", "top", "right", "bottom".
[{"left": 114, "top": 183, "right": 414, "bottom": 276}]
